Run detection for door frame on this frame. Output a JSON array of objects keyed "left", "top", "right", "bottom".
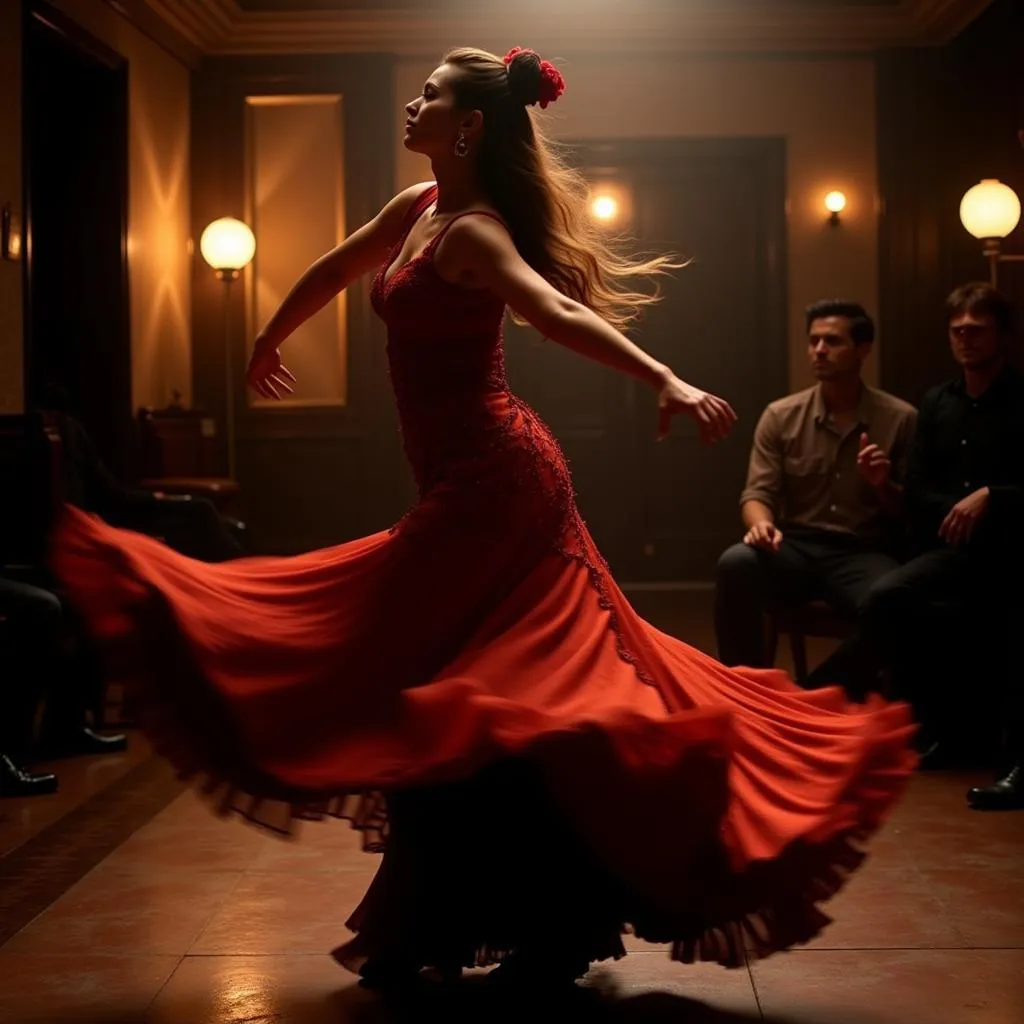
[{"left": 23, "top": 0, "right": 131, "bottom": 472}]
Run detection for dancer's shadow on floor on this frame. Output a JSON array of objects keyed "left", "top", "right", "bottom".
[
  {"left": 50, "top": 968, "right": 857, "bottom": 1024},
  {"left": 329, "top": 970, "right": 843, "bottom": 1024},
  {"left": 51, "top": 985, "right": 847, "bottom": 1024}
]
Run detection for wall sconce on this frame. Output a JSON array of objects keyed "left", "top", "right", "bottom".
[
  {"left": 587, "top": 183, "right": 631, "bottom": 229},
  {"left": 590, "top": 193, "right": 619, "bottom": 224},
  {"left": 199, "top": 217, "right": 256, "bottom": 480},
  {"left": 824, "top": 190, "right": 847, "bottom": 226},
  {"left": 1, "top": 203, "right": 22, "bottom": 260},
  {"left": 959, "top": 179, "right": 1023, "bottom": 287}
]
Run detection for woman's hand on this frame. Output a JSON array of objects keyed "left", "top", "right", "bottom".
[
  {"left": 656, "top": 374, "right": 737, "bottom": 443},
  {"left": 246, "top": 339, "right": 297, "bottom": 400}
]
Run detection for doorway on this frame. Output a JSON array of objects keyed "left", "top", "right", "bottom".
[
  {"left": 24, "top": 2, "right": 131, "bottom": 477},
  {"left": 504, "top": 138, "right": 788, "bottom": 582}
]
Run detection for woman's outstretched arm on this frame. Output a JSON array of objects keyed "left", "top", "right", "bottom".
[
  {"left": 247, "top": 182, "right": 434, "bottom": 397},
  {"left": 446, "top": 215, "right": 737, "bottom": 443}
]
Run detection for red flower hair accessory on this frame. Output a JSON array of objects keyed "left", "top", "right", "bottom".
[{"left": 503, "top": 47, "right": 566, "bottom": 110}]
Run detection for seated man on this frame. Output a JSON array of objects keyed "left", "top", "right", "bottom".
[
  {"left": 0, "top": 576, "right": 59, "bottom": 796},
  {"left": 715, "top": 299, "right": 916, "bottom": 697},
  {"left": 863, "top": 283, "right": 1024, "bottom": 809},
  {"left": 0, "top": 571, "right": 128, "bottom": 767}
]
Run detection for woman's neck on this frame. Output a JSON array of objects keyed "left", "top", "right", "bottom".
[{"left": 430, "top": 158, "right": 487, "bottom": 214}]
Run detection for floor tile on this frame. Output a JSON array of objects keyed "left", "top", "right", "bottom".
[
  {"left": 99, "top": 815, "right": 270, "bottom": 874},
  {"left": 189, "top": 871, "right": 374, "bottom": 955},
  {"left": 3, "top": 865, "right": 242, "bottom": 955},
  {"left": 143, "top": 953, "right": 365, "bottom": 1024},
  {"left": 0, "top": 952, "right": 179, "bottom": 1024},
  {"left": 920, "top": 868, "right": 1024, "bottom": 948},
  {"left": 751, "top": 949, "right": 1024, "bottom": 1024},
  {"left": 148, "top": 789, "right": 235, "bottom": 827},
  {"left": 247, "top": 819, "right": 372, "bottom": 874},
  {"left": 802, "top": 867, "right": 962, "bottom": 950},
  {"left": 582, "top": 952, "right": 761, "bottom": 1020},
  {"left": 0, "top": 733, "right": 153, "bottom": 859}
]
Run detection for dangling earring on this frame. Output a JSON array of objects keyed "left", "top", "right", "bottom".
[{"left": 454, "top": 131, "right": 468, "bottom": 158}]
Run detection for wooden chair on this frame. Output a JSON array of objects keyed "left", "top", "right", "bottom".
[
  {"left": 136, "top": 404, "right": 241, "bottom": 518},
  {"left": 765, "top": 599, "right": 854, "bottom": 685}
]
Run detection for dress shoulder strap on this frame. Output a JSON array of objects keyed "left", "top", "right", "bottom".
[
  {"left": 396, "top": 183, "right": 438, "bottom": 239},
  {"left": 411, "top": 183, "right": 438, "bottom": 217},
  {"left": 427, "top": 209, "right": 510, "bottom": 252}
]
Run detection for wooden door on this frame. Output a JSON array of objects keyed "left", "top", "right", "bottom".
[{"left": 503, "top": 138, "right": 788, "bottom": 581}]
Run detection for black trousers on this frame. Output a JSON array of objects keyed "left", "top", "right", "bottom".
[
  {"left": 860, "top": 544, "right": 1021, "bottom": 760},
  {"left": 0, "top": 576, "right": 62, "bottom": 757},
  {"left": 0, "top": 569, "right": 111, "bottom": 749},
  {"left": 714, "top": 527, "right": 900, "bottom": 696}
]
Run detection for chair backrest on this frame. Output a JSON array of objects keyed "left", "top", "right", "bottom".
[{"left": 136, "top": 406, "right": 220, "bottom": 479}]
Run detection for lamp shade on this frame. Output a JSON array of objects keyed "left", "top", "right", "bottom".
[
  {"left": 959, "top": 180, "right": 1021, "bottom": 240},
  {"left": 590, "top": 194, "right": 619, "bottom": 222},
  {"left": 824, "top": 190, "right": 847, "bottom": 214},
  {"left": 199, "top": 217, "right": 256, "bottom": 271}
]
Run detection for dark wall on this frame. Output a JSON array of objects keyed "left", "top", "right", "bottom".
[
  {"left": 877, "top": 0, "right": 1024, "bottom": 405},
  {"left": 190, "top": 54, "right": 406, "bottom": 553},
  {"left": 506, "top": 138, "right": 788, "bottom": 581}
]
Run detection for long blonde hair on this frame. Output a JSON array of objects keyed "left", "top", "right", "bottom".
[{"left": 445, "top": 47, "right": 682, "bottom": 331}]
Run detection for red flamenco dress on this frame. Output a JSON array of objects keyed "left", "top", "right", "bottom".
[{"left": 51, "top": 185, "right": 916, "bottom": 972}]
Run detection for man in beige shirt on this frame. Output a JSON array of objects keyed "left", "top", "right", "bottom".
[{"left": 714, "top": 300, "right": 917, "bottom": 697}]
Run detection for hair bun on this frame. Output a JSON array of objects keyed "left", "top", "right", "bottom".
[{"left": 503, "top": 47, "right": 566, "bottom": 110}]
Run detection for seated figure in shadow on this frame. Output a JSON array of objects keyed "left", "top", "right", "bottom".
[
  {"left": 42, "top": 383, "right": 246, "bottom": 565},
  {"left": 861, "top": 283, "right": 1024, "bottom": 809},
  {"left": 714, "top": 299, "right": 917, "bottom": 701},
  {"left": 0, "top": 576, "right": 60, "bottom": 796}
]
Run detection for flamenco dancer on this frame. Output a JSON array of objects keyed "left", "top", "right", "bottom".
[{"left": 52, "top": 47, "right": 917, "bottom": 992}]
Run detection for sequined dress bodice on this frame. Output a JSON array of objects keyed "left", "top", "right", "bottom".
[{"left": 370, "top": 186, "right": 569, "bottom": 514}]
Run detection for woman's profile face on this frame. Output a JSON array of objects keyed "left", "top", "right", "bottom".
[{"left": 403, "top": 63, "right": 464, "bottom": 157}]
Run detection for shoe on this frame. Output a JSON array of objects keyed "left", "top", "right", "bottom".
[
  {"left": 487, "top": 949, "right": 590, "bottom": 991},
  {"left": 0, "top": 754, "right": 59, "bottom": 797},
  {"left": 37, "top": 726, "right": 128, "bottom": 760},
  {"left": 967, "top": 765, "right": 1024, "bottom": 811},
  {"left": 357, "top": 958, "right": 422, "bottom": 993}
]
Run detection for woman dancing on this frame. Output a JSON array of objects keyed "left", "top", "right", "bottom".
[{"left": 52, "top": 47, "right": 916, "bottom": 992}]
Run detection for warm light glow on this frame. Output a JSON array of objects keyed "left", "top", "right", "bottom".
[
  {"left": 199, "top": 217, "right": 256, "bottom": 271},
  {"left": 824, "top": 190, "right": 847, "bottom": 214},
  {"left": 959, "top": 179, "right": 1021, "bottom": 239},
  {"left": 590, "top": 194, "right": 619, "bottom": 223}
]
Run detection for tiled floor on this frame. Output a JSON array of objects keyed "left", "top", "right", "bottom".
[
  {"left": 1, "top": 590, "right": 1022, "bottom": 1022},
  {"left": 2, "top": 773, "right": 1022, "bottom": 1023},
  {"left": 0, "top": 733, "right": 153, "bottom": 859}
]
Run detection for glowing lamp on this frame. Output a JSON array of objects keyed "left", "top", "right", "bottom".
[
  {"left": 200, "top": 217, "right": 256, "bottom": 279},
  {"left": 590, "top": 194, "right": 619, "bottom": 223},
  {"left": 959, "top": 179, "right": 1021, "bottom": 240},
  {"left": 824, "top": 191, "right": 847, "bottom": 214},
  {"left": 824, "top": 190, "right": 847, "bottom": 225}
]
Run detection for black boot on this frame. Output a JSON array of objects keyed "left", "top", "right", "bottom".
[
  {"left": 357, "top": 958, "right": 423, "bottom": 993},
  {"left": 0, "top": 754, "right": 58, "bottom": 797},
  {"left": 967, "top": 765, "right": 1023, "bottom": 811},
  {"left": 487, "top": 948, "right": 591, "bottom": 991}
]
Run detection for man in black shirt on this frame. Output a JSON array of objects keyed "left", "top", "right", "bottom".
[{"left": 863, "top": 283, "right": 1024, "bottom": 809}]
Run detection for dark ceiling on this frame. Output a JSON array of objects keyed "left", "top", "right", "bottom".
[{"left": 236, "top": 0, "right": 903, "bottom": 10}]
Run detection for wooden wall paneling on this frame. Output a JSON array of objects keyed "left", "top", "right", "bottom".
[{"left": 190, "top": 54, "right": 408, "bottom": 553}]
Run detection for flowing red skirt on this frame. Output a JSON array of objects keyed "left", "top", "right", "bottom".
[{"left": 51, "top": 498, "right": 916, "bottom": 970}]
